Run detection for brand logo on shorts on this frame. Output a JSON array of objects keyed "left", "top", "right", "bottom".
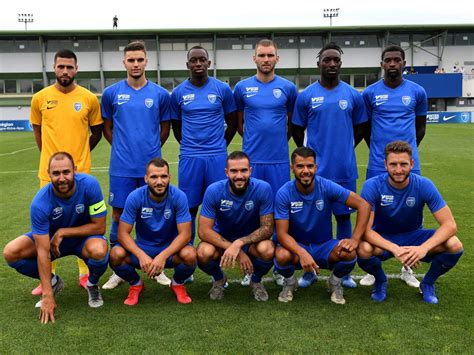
[
  {"left": 339, "top": 100, "right": 348, "bottom": 110},
  {"left": 375, "top": 94, "right": 388, "bottom": 106},
  {"left": 74, "top": 103, "right": 82, "bottom": 112},
  {"left": 273, "top": 89, "right": 282, "bottom": 99},
  {"left": 145, "top": 98, "right": 154, "bottom": 108},
  {"left": 220, "top": 199, "right": 233, "bottom": 212},
  {"left": 311, "top": 97, "right": 324, "bottom": 109},
  {"left": 182, "top": 94, "right": 195, "bottom": 105},
  {"left": 208, "top": 94, "right": 217, "bottom": 104},
  {"left": 290, "top": 201, "right": 303, "bottom": 214},
  {"left": 75, "top": 204, "right": 85, "bottom": 214},
  {"left": 245, "top": 200, "right": 254, "bottom": 211},
  {"left": 406, "top": 197, "right": 416, "bottom": 207},
  {"left": 315, "top": 200, "right": 324, "bottom": 211},
  {"left": 52, "top": 207, "right": 63, "bottom": 220},
  {"left": 164, "top": 208, "right": 172, "bottom": 219},
  {"left": 141, "top": 207, "right": 153, "bottom": 219},
  {"left": 402, "top": 96, "right": 411, "bottom": 106},
  {"left": 380, "top": 194, "right": 394, "bottom": 206}
]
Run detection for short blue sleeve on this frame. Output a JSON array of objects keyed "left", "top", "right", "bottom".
[
  {"left": 101, "top": 87, "right": 114, "bottom": 121},
  {"left": 233, "top": 83, "right": 244, "bottom": 112},
  {"left": 259, "top": 182, "right": 274, "bottom": 216},
  {"left": 30, "top": 199, "right": 50, "bottom": 235},
  {"left": 200, "top": 185, "right": 219, "bottom": 220},
  {"left": 292, "top": 90, "right": 308, "bottom": 128},
  {"left": 286, "top": 84, "right": 298, "bottom": 114},
  {"left": 415, "top": 86, "right": 428, "bottom": 116},
  {"left": 170, "top": 88, "right": 182, "bottom": 121},
  {"left": 174, "top": 190, "right": 192, "bottom": 224},
  {"left": 274, "top": 187, "right": 290, "bottom": 220},
  {"left": 421, "top": 178, "right": 446, "bottom": 214},
  {"left": 159, "top": 90, "right": 172, "bottom": 122},
  {"left": 222, "top": 85, "right": 237, "bottom": 115},
  {"left": 352, "top": 90, "right": 368, "bottom": 125},
  {"left": 120, "top": 190, "right": 141, "bottom": 225}
]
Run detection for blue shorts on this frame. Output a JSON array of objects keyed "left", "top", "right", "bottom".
[
  {"left": 109, "top": 176, "right": 146, "bottom": 209},
  {"left": 379, "top": 229, "right": 436, "bottom": 262},
  {"left": 25, "top": 232, "right": 106, "bottom": 261},
  {"left": 293, "top": 239, "right": 339, "bottom": 270},
  {"left": 330, "top": 180, "right": 356, "bottom": 216},
  {"left": 251, "top": 162, "right": 290, "bottom": 197},
  {"left": 178, "top": 154, "right": 227, "bottom": 208},
  {"left": 366, "top": 169, "right": 421, "bottom": 180}
]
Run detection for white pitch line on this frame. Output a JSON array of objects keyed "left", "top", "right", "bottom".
[{"left": 0, "top": 146, "right": 36, "bottom": 156}]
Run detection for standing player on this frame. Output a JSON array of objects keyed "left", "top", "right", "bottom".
[
  {"left": 233, "top": 38, "right": 298, "bottom": 287},
  {"left": 361, "top": 45, "right": 428, "bottom": 287},
  {"left": 109, "top": 158, "right": 196, "bottom": 305},
  {"left": 358, "top": 141, "right": 463, "bottom": 303},
  {"left": 3, "top": 152, "right": 109, "bottom": 324},
  {"left": 292, "top": 43, "right": 367, "bottom": 289},
  {"left": 29, "top": 48, "right": 103, "bottom": 295},
  {"left": 274, "top": 147, "right": 370, "bottom": 304},
  {"left": 101, "top": 41, "right": 172, "bottom": 289},
  {"left": 170, "top": 45, "right": 237, "bottom": 248},
  {"left": 197, "top": 151, "right": 274, "bottom": 301}
]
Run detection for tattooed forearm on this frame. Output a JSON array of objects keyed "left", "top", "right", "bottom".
[{"left": 239, "top": 214, "right": 274, "bottom": 245}]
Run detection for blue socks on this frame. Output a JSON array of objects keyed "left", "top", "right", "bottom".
[
  {"left": 8, "top": 258, "right": 39, "bottom": 278},
  {"left": 199, "top": 259, "right": 224, "bottom": 282},
  {"left": 110, "top": 220, "right": 118, "bottom": 245},
  {"left": 358, "top": 256, "right": 387, "bottom": 283},
  {"left": 332, "top": 258, "right": 356, "bottom": 278},
  {"left": 87, "top": 253, "right": 109, "bottom": 285},
  {"left": 113, "top": 264, "right": 141, "bottom": 285},
  {"left": 274, "top": 260, "right": 295, "bottom": 278},
  {"left": 173, "top": 263, "right": 196, "bottom": 284},
  {"left": 251, "top": 258, "right": 273, "bottom": 283},
  {"left": 423, "top": 250, "right": 463, "bottom": 285}
]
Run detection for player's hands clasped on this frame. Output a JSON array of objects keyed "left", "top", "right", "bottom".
[
  {"left": 401, "top": 245, "right": 428, "bottom": 268},
  {"left": 148, "top": 253, "right": 167, "bottom": 278},
  {"left": 337, "top": 238, "right": 359, "bottom": 254},
  {"left": 220, "top": 240, "right": 244, "bottom": 269}
]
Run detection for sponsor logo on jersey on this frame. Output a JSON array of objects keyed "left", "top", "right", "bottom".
[
  {"left": 220, "top": 199, "right": 233, "bottom": 211},
  {"left": 339, "top": 100, "right": 348, "bottom": 110},
  {"left": 406, "top": 197, "right": 416, "bottom": 207},
  {"left": 290, "top": 201, "right": 303, "bottom": 213},
  {"left": 164, "top": 208, "right": 172, "bottom": 220},
  {"left": 311, "top": 96, "right": 324, "bottom": 109},
  {"left": 117, "top": 94, "right": 130, "bottom": 105},
  {"left": 273, "top": 88, "right": 282, "bottom": 99},
  {"left": 245, "top": 87, "right": 259, "bottom": 98},
  {"left": 46, "top": 100, "right": 58, "bottom": 109},
  {"left": 208, "top": 94, "right": 217, "bottom": 104},
  {"left": 52, "top": 207, "right": 63, "bottom": 220},
  {"left": 145, "top": 98, "right": 154, "bottom": 108},
  {"left": 402, "top": 96, "right": 411, "bottom": 106},
  {"left": 380, "top": 194, "right": 394, "bottom": 206},
  {"left": 141, "top": 207, "right": 153, "bottom": 219},
  {"left": 182, "top": 94, "right": 195, "bottom": 105},
  {"left": 375, "top": 94, "right": 388, "bottom": 106},
  {"left": 75, "top": 204, "right": 85, "bottom": 214},
  {"left": 315, "top": 200, "right": 324, "bottom": 211},
  {"left": 74, "top": 103, "right": 82, "bottom": 112},
  {"left": 245, "top": 200, "right": 254, "bottom": 211}
]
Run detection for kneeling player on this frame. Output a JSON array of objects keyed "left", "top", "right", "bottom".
[
  {"left": 358, "top": 141, "right": 463, "bottom": 303},
  {"left": 109, "top": 158, "right": 196, "bottom": 305},
  {"left": 198, "top": 151, "right": 275, "bottom": 301},
  {"left": 274, "top": 147, "right": 370, "bottom": 304},
  {"left": 3, "top": 152, "right": 108, "bottom": 324}
]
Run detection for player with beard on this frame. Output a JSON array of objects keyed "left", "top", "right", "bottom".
[
  {"left": 170, "top": 46, "right": 237, "bottom": 251},
  {"left": 29, "top": 49, "right": 103, "bottom": 295},
  {"left": 4, "top": 152, "right": 109, "bottom": 323},
  {"left": 197, "top": 151, "right": 274, "bottom": 301},
  {"left": 358, "top": 141, "right": 463, "bottom": 303},
  {"left": 361, "top": 45, "right": 428, "bottom": 287},
  {"left": 274, "top": 147, "right": 370, "bottom": 304},
  {"left": 101, "top": 41, "right": 172, "bottom": 289},
  {"left": 292, "top": 42, "right": 367, "bottom": 289},
  {"left": 109, "top": 158, "right": 196, "bottom": 305}
]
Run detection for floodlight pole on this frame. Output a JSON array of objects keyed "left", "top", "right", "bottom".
[
  {"left": 18, "top": 13, "right": 34, "bottom": 30},
  {"left": 323, "top": 8, "right": 339, "bottom": 42}
]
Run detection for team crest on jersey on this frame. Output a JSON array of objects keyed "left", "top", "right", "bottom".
[
  {"left": 290, "top": 201, "right": 303, "bottom": 214},
  {"left": 145, "top": 98, "right": 154, "bottom": 108},
  {"left": 339, "top": 100, "right": 348, "bottom": 110},
  {"left": 182, "top": 94, "right": 195, "bottom": 105},
  {"left": 406, "top": 197, "right": 416, "bottom": 207},
  {"left": 315, "top": 200, "right": 324, "bottom": 211},
  {"left": 273, "top": 89, "right": 282, "bottom": 99},
  {"left": 245, "top": 87, "right": 259, "bottom": 98},
  {"left": 73, "top": 103, "right": 82, "bottom": 112},
  {"left": 402, "top": 96, "right": 411, "bottom": 106},
  {"left": 164, "top": 209, "right": 172, "bottom": 220},
  {"left": 245, "top": 200, "right": 254, "bottom": 211},
  {"left": 380, "top": 194, "right": 394, "bottom": 206},
  {"left": 311, "top": 97, "right": 324, "bottom": 109},
  {"left": 208, "top": 94, "right": 217, "bottom": 104},
  {"left": 52, "top": 207, "right": 63, "bottom": 220},
  {"left": 75, "top": 204, "right": 85, "bottom": 214},
  {"left": 141, "top": 207, "right": 153, "bottom": 219},
  {"left": 220, "top": 199, "right": 233, "bottom": 212}
]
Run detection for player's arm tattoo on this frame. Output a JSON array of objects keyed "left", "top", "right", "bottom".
[
  {"left": 89, "top": 124, "right": 103, "bottom": 151},
  {"left": 239, "top": 213, "right": 274, "bottom": 245}
]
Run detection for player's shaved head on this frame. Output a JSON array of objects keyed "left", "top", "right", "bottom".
[{"left": 48, "top": 152, "right": 75, "bottom": 170}]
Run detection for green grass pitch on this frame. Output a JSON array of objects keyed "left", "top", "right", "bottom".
[{"left": 0, "top": 124, "right": 472, "bottom": 353}]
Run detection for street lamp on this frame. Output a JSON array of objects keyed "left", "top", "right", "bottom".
[
  {"left": 18, "top": 13, "right": 34, "bottom": 30},
  {"left": 323, "top": 8, "right": 339, "bottom": 27}
]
